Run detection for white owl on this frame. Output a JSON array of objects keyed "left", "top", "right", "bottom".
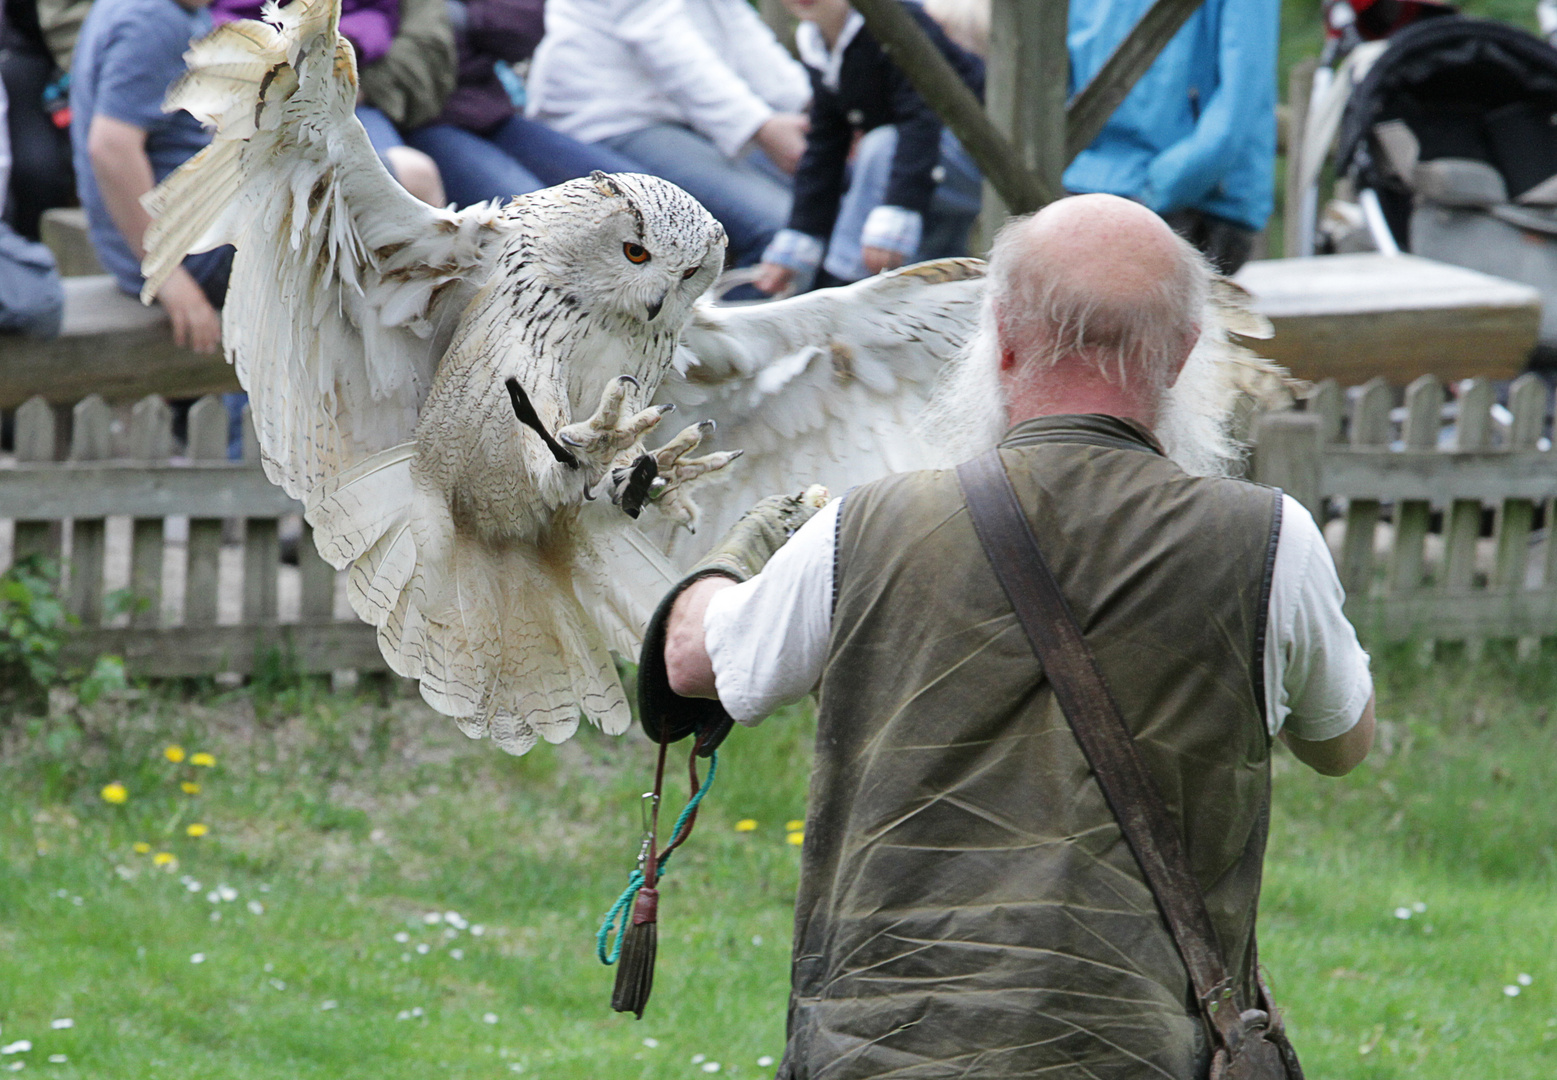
[{"left": 142, "top": 0, "right": 1290, "bottom": 755}]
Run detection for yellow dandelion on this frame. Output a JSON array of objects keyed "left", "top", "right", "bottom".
[
  {"left": 190, "top": 752, "right": 216, "bottom": 767},
  {"left": 164, "top": 745, "right": 186, "bottom": 763},
  {"left": 785, "top": 819, "right": 804, "bottom": 832},
  {"left": 132, "top": 841, "right": 151, "bottom": 854},
  {"left": 153, "top": 852, "right": 176, "bottom": 867},
  {"left": 100, "top": 781, "right": 128, "bottom": 805},
  {"left": 734, "top": 819, "right": 758, "bottom": 833},
  {"left": 181, "top": 781, "right": 201, "bottom": 795},
  {"left": 186, "top": 823, "right": 210, "bottom": 838},
  {"left": 786, "top": 831, "right": 804, "bottom": 846}
]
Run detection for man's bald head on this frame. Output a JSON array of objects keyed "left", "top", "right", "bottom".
[{"left": 987, "top": 194, "right": 1209, "bottom": 391}]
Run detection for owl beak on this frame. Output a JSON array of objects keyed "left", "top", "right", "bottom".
[{"left": 645, "top": 289, "right": 668, "bottom": 322}]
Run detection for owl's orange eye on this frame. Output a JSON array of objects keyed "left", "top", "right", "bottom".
[{"left": 623, "top": 242, "right": 651, "bottom": 264}]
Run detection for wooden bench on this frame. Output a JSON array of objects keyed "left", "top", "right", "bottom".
[
  {"left": 39, "top": 207, "right": 104, "bottom": 277},
  {"left": 1234, "top": 253, "right": 1543, "bottom": 385},
  {"left": 1, "top": 276, "right": 239, "bottom": 410}
]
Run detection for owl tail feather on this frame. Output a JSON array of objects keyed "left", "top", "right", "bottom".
[{"left": 305, "top": 443, "right": 632, "bottom": 753}]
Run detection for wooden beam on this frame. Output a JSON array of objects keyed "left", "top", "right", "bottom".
[
  {"left": 61, "top": 622, "right": 388, "bottom": 678},
  {"left": 1064, "top": 0, "right": 1206, "bottom": 163},
  {"left": 851, "top": 0, "right": 1054, "bottom": 214},
  {"left": 981, "top": 0, "right": 1069, "bottom": 236}
]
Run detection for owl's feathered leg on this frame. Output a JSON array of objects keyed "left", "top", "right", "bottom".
[{"left": 646, "top": 420, "right": 744, "bottom": 533}]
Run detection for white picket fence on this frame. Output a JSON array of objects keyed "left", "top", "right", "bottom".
[
  {"left": 1, "top": 393, "right": 383, "bottom": 677},
  {"left": 1253, "top": 374, "right": 1557, "bottom": 648}
]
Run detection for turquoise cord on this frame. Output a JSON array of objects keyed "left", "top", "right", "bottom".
[{"left": 596, "top": 751, "right": 718, "bottom": 965}]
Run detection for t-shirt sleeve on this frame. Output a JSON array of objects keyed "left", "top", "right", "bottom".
[
  {"left": 702, "top": 498, "right": 839, "bottom": 724},
  {"left": 1264, "top": 493, "right": 1374, "bottom": 742},
  {"left": 92, "top": 13, "right": 195, "bottom": 132}
]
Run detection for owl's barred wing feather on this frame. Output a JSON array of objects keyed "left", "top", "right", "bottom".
[
  {"left": 141, "top": 0, "right": 510, "bottom": 500},
  {"left": 657, "top": 260, "right": 986, "bottom": 553}
]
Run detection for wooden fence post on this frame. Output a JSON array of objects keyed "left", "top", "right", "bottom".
[
  {"left": 1387, "top": 375, "right": 1443, "bottom": 593},
  {"left": 12, "top": 396, "right": 59, "bottom": 563},
  {"left": 979, "top": 0, "right": 1068, "bottom": 244},
  {"left": 1444, "top": 379, "right": 1495, "bottom": 655},
  {"left": 1253, "top": 411, "right": 1322, "bottom": 519},
  {"left": 1283, "top": 58, "right": 1319, "bottom": 259},
  {"left": 184, "top": 396, "right": 227, "bottom": 628},
  {"left": 67, "top": 394, "right": 112, "bottom": 625},
  {"left": 1338, "top": 379, "right": 1391, "bottom": 597},
  {"left": 241, "top": 405, "right": 279, "bottom": 627},
  {"left": 128, "top": 395, "right": 173, "bottom": 628}
]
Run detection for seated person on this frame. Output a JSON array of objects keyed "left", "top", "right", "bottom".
[
  {"left": 213, "top": 0, "right": 448, "bottom": 206},
  {"left": 755, "top": 0, "right": 983, "bottom": 294},
  {"left": 71, "top": 0, "right": 229, "bottom": 352},
  {"left": 527, "top": 0, "right": 811, "bottom": 265},
  {"left": 402, "top": 0, "right": 641, "bottom": 208},
  {"left": 1, "top": 0, "right": 91, "bottom": 240},
  {"left": 0, "top": 74, "right": 65, "bottom": 338}
]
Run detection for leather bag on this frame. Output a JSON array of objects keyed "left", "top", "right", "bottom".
[{"left": 957, "top": 450, "right": 1304, "bottom": 1080}]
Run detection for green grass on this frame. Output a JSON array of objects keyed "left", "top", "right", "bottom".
[{"left": 2, "top": 651, "right": 1556, "bottom": 1078}]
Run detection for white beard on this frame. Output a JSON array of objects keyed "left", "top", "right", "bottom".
[{"left": 917, "top": 315, "right": 1242, "bottom": 478}]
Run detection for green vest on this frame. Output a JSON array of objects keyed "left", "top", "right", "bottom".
[{"left": 779, "top": 415, "right": 1282, "bottom": 1080}]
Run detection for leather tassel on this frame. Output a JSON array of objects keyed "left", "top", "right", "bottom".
[{"left": 610, "top": 886, "right": 659, "bottom": 1018}]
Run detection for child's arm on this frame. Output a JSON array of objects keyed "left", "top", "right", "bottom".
[
  {"left": 87, "top": 115, "right": 221, "bottom": 353},
  {"left": 755, "top": 86, "right": 852, "bottom": 294}
]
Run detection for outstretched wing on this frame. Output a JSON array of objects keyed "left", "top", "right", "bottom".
[
  {"left": 142, "top": 0, "right": 511, "bottom": 500},
  {"left": 655, "top": 259, "right": 985, "bottom": 553}
]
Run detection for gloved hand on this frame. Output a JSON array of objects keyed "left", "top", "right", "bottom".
[{"left": 637, "top": 486, "right": 830, "bottom": 753}]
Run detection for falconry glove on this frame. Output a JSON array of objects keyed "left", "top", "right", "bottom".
[{"left": 638, "top": 485, "right": 830, "bottom": 752}]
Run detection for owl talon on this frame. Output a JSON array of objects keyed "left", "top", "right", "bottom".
[
  {"left": 644, "top": 421, "right": 745, "bottom": 531},
  {"left": 557, "top": 376, "right": 673, "bottom": 470}
]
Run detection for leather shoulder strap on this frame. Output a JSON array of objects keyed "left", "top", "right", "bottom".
[{"left": 955, "top": 449, "right": 1247, "bottom": 1052}]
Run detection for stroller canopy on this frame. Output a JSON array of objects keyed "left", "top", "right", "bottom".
[{"left": 1339, "top": 15, "right": 1557, "bottom": 232}]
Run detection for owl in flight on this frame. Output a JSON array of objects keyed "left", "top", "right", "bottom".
[{"left": 143, "top": 0, "right": 1288, "bottom": 754}]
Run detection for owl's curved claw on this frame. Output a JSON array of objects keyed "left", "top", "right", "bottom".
[
  {"left": 645, "top": 420, "right": 745, "bottom": 532},
  {"left": 556, "top": 376, "right": 672, "bottom": 472}
]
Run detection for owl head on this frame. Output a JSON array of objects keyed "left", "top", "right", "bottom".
[{"left": 515, "top": 172, "right": 727, "bottom": 331}]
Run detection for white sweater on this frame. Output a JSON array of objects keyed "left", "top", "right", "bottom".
[{"left": 526, "top": 0, "right": 810, "bottom": 159}]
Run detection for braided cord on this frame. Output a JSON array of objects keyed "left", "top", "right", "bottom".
[{"left": 596, "top": 751, "right": 718, "bottom": 965}]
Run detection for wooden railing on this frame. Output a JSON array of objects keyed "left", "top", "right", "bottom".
[
  {"left": 1253, "top": 374, "right": 1557, "bottom": 648},
  {"left": 1, "top": 393, "right": 383, "bottom": 677}
]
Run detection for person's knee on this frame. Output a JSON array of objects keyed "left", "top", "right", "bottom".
[{"left": 385, "top": 146, "right": 447, "bottom": 207}]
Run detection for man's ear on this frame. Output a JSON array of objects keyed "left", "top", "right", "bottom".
[{"left": 999, "top": 345, "right": 1018, "bottom": 372}]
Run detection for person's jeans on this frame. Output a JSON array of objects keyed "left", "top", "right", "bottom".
[
  {"left": 600, "top": 123, "right": 791, "bottom": 266},
  {"left": 406, "top": 115, "right": 641, "bottom": 207},
  {"left": 823, "top": 125, "right": 982, "bottom": 283}
]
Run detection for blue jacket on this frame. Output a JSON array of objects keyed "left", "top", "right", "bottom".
[{"left": 1063, "top": 0, "right": 1278, "bottom": 231}]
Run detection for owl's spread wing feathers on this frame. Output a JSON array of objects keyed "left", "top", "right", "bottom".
[
  {"left": 657, "top": 260, "right": 987, "bottom": 549},
  {"left": 141, "top": 0, "right": 510, "bottom": 500}
]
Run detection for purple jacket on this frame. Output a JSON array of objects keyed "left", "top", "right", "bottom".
[
  {"left": 434, "top": 0, "right": 543, "bottom": 133},
  {"left": 211, "top": 0, "right": 399, "bottom": 65}
]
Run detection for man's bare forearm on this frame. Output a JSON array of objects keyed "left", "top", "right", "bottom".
[
  {"left": 664, "top": 577, "right": 737, "bottom": 699},
  {"left": 1281, "top": 694, "right": 1376, "bottom": 777},
  {"left": 87, "top": 115, "right": 157, "bottom": 260}
]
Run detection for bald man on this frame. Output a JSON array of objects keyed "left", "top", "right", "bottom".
[{"left": 643, "top": 195, "right": 1373, "bottom": 1078}]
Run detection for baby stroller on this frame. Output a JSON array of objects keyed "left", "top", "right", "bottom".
[{"left": 1308, "top": 10, "right": 1557, "bottom": 356}]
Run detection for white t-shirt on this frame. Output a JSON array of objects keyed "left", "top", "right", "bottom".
[{"left": 704, "top": 493, "right": 1372, "bottom": 742}]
